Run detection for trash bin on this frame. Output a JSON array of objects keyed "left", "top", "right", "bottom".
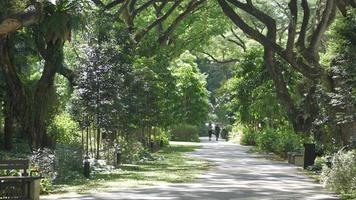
[{"left": 304, "top": 143, "right": 316, "bottom": 169}]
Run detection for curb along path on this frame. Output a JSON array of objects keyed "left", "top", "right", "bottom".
[{"left": 43, "top": 137, "right": 339, "bottom": 200}]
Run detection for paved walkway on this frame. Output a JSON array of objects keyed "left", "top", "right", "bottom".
[{"left": 42, "top": 137, "right": 339, "bottom": 200}]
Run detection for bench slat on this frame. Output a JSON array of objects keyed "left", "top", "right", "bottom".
[
  {"left": 0, "top": 160, "right": 29, "bottom": 170},
  {"left": 0, "top": 160, "right": 29, "bottom": 164}
]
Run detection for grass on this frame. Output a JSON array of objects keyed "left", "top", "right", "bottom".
[{"left": 47, "top": 143, "right": 212, "bottom": 194}]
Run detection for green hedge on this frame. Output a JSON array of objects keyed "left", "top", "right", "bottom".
[
  {"left": 170, "top": 124, "right": 200, "bottom": 142},
  {"left": 240, "top": 126, "right": 303, "bottom": 157}
]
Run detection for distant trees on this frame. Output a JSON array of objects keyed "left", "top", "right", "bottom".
[{"left": 171, "top": 51, "right": 209, "bottom": 126}]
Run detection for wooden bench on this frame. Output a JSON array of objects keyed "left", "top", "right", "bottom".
[{"left": 0, "top": 160, "right": 42, "bottom": 200}]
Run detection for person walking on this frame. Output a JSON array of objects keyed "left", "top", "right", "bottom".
[
  {"left": 215, "top": 124, "right": 221, "bottom": 141},
  {"left": 208, "top": 123, "right": 213, "bottom": 141}
]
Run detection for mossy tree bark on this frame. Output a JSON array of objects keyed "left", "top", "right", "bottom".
[{"left": 0, "top": 36, "right": 64, "bottom": 149}]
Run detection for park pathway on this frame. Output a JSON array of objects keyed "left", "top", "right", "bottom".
[{"left": 43, "top": 137, "right": 339, "bottom": 200}]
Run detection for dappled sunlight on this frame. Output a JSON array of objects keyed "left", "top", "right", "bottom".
[{"left": 43, "top": 137, "right": 338, "bottom": 200}]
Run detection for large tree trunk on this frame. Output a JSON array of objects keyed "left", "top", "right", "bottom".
[
  {"left": 4, "top": 94, "right": 14, "bottom": 150},
  {"left": 0, "top": 37, "right": 26, "bottom": 150},
  {"left": 28, "top": 40, "right": 64, "bottom": 148},
  {"left": 340, "top": 122, "right": 356, "bottom": 146},
  {"left": 0, "top": 36, "right": 63, "bottom": 149}
]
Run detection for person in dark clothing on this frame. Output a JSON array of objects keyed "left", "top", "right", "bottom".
[
  {"left": 208, "top": 122, "right": 213, "bottom": 141},
  {"left": 215, "top": 124, "right": 220, "bottom": 141}
]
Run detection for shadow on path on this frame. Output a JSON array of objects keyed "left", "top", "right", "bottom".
[{"left": 43, "top": 137, "right": 339, "bottom": 200}]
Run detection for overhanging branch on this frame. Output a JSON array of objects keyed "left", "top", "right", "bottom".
[
  {"left": 0, "top": 3, "right": 42, "bottom": 36},
  {"left": 159, "top": 0, "right": 206, "bottom": 45},
  {"left": 134, "top": 0, "right": 182, "bottom": 42}
]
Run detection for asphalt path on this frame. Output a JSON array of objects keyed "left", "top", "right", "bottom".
[{"left": 42, "top": 137, "right": 339, "bottom": 200}]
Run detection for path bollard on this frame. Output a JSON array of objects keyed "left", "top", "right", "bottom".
[
  {"left": 83, "top": 156, "right": 90, "bottom": 178},
  {"left": 116, "top": 146, "right": 122, "bottom": 167}
]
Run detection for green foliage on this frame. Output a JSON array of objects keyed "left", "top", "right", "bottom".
[
  {"left": 256, "top": 128, "right": 279, "bottom": 152},
  {"left": 171, "top": 51, "right": 210, "bottom": 126},
  {"left": 238, "top": 126, "right": 303, "bottom": 157},
  {"left": 48, "top": 112, "right": 80, "bottom": 145},
  {"left": 321, "top": 150, "right": 356, "bottom": 199},
  {"left": 54, "top": 144, "right": 83, "bottom": 182},
  {"left": 170, "top": 124, "right": 200, "bottom": 142},
  {"left": 274, "top": 128, "right": 303, "bottom": 155},
  {"left": 308, "top": 156, "right": 329, "bottom": 172},
  {"left": 240, "top": 127, "right": 258, "bottom": 146},
  {"left": 216, "top": 47, "right": 289, "bottom": 127},
  {"left": 119, "top": 136, "right": 145, "bottom": 164}
]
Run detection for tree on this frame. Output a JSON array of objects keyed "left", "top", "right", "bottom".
[
  {"left": 323, "top": 9, "right": 356, "bottom": 144},
  {"left": 217, "top": 0, "right": 356, "bottom": 145},
  {"left": 74, "top": 17, "right": 135, "bottom": 158},
  {"left": 171, "top": 51, "right": 209, "bottom": 126},
  {"left": 0, "top": 0, "right": 81, "bottom": 149}
]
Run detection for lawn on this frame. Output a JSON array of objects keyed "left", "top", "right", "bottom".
[{"left": 48, "top": 143, "right": 212, "bottom": 194}]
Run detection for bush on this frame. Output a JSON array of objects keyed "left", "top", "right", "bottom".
[
  {"left": 119, "top": 136, "right": 145, "bottom": 164},
  {"left": 275, "top": 128, "right": 303, "bottom": 156},
  {"left": 48, "top": 112, "right": 80, "bottom": 145},
  {"left": 256, "top": 127, "right": 279, "bottom": 152},
  {"left": 321, "top": 150, "right": 356, "bottom": 198},
  {"left": 308, "top": 156, "right": 329, "bottom": 172},
  {"left": 170, "top": 124, "right": 200, "bottom": 142},
  {"left": 151, "top": 128, "right": 170, "bottom": 147},
  {"left": 238, "top": 126, "right": 303, "bottom": 157},
  {"left": 54, "top": 144, "right": 83, "bottom": 182},
  {"left": 240, "top": 127, "right": 258, "bottom": 146},
  {"left": 30, "top": 148, "right": 56, "bottom": 194}
]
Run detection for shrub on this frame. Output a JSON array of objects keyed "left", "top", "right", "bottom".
[
  {"left": 54, "top": 144, "right": 83, "bottom": 182},
  {"left": 308, "top": 156, "right": 329, "bottom": 172},
  {"left": 256, "top": 127, "right": 279, "bottom": 152},
  {"left": 170, "top": 124, "right": 200, "bottom": 142},
  {"left": 119, "top": 137, "right": 145, "bottom": 164},
  {"left": 30, "top": 148, "right": 56, "bottom": 194},
  {"left": 238, "top": 126, "right": 303, "bottom": 157},
  {"left": 151, "top": 128, "right": 170, "bottom": 146},
  {"left": 321, "top": 150, "right": 356, "bottom": 198},
  {"left": 275, "top": 128, "right": 303, "bottom": 156},
  {"left": 48, "top": 112, "right": 80, "bottom": 145},
  {"left": 240, "top": 127, "right": 258, "bottom": 146}
]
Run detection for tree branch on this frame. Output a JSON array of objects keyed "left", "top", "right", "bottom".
[
  {"left": 105, "top": 0, "right": 126, "bottom": 10},
  {"left": 133, "top": 0, "right": 157, "bottom": 17},
  {"left": 91, "top": 0, "right": 105, "bottom": 7},
  {"left": 0, "top": 3, "right": 42, "bottom": 36},
  {"left": 200, "top": 51, "right": 239, "bottom": 64},
  {"left": 58, "top": 65, "right": 77, "bottom": 86},
  {"left": 217, "top": 0, "right": 322, "bottom": 78},
  {"left": 308, "top": 0, "right": 337, "bottom": 60},
  {"left": 159, "top": 0, "right": 206, "bottom": 45},
  {"left": 230, "top": 27, "right": 246, "bottom": 51},
  {"left": 134, "top": 0, "right": 182, "bottom": 42},
  {"left": 217, "top": 0, "right": 283, "bottom": 54},
  {"left": 286, "top": 0, "right": 297, "bottom": 58},
  {"left": 296, "top": 0, "right": 309, "bottom": 51}
]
